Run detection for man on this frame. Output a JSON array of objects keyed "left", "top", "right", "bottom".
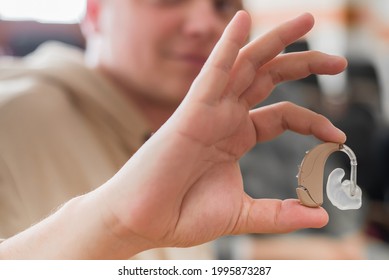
[{"left": 0, "top": 1, "right": 347, "bottom": 259}]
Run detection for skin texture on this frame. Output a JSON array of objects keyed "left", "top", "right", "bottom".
[{"left": 0, "top": 8, "right": 348, "bottom": 259}]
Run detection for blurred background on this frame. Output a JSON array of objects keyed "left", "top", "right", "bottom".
[{"left": 0, "top": 0, "right": 388, "bottom": 259}]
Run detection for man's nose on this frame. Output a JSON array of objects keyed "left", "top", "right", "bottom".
[{"left": 182, "top": 1, "right": 223, "bottom": 37}]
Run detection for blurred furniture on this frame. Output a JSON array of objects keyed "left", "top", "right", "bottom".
[{"left": 0, "top": 20, "right": 85, "bottom": 56}]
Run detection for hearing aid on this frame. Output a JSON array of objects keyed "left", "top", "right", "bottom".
[{"left": 296, "top": 142, "right": 362, "bottom": 210}]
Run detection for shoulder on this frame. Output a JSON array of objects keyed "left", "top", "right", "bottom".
[
  {"left": 0, "top": 45, "right": 86, "bottom": 123},
  {"left": 0, "top": 74, "right": 77, "bottom": 126}
]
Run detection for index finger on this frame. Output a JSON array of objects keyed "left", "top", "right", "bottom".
[{"left": 187, "top": 10, "right": 251, "bottom": 103}]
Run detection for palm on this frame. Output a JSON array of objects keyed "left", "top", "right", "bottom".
[{"left": 168, "top": 98, "right": 255, "bottom": 246}]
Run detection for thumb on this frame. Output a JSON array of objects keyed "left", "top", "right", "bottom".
[{"left": 236, "top": 199, "right": 329, "bottom": 234}]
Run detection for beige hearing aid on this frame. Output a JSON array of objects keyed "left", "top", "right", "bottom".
[{"left": 296, "top": 142, "right": 362, "bottom": 210}]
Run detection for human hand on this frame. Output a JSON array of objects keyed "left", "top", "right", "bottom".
[{"left": 97, "top": 11, "right": 347, "bottom": 257}]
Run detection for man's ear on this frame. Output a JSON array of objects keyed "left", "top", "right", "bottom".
[{"left": 80, "top": 0, "right": 101, "bottom": 37}]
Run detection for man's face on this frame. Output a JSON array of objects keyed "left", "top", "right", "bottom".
[{"left": 95, "top": 0, "right": 243, "bottom": 105}]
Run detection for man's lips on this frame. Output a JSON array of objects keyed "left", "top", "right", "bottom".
[{"left": 173, "top": 53, "right": 208, "bottom": 68}]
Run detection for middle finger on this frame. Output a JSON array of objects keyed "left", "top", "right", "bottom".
[{"left": 227, "top": 13, "right": 315, "bottom": 99}]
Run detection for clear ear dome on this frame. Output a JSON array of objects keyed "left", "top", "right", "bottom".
[
  {"left": 326, "top": 168, "right": 362, "bottom": 210},
  {"left": 296, "top": 142, "right": 363, "bottom": 210}
]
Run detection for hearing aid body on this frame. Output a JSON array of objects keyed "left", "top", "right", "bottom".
[{"left": 296, "top": 142, "right": 362, "bottom": 210}]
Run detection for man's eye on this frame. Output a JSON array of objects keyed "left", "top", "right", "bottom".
[{"left": 214, "top": 0, "right": 242, "bottom": 17}]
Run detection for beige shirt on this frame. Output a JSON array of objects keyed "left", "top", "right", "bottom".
[{"left": 0, "top": 42, "right": 212, "bottom": 259}]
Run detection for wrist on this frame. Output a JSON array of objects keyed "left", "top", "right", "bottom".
[{"left": 59, "top": 192, "right": 154, "bottom": 259}]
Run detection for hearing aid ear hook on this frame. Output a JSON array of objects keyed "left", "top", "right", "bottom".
[{"left": 296, "top": 142, "right": 362, "bottom": 210}]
